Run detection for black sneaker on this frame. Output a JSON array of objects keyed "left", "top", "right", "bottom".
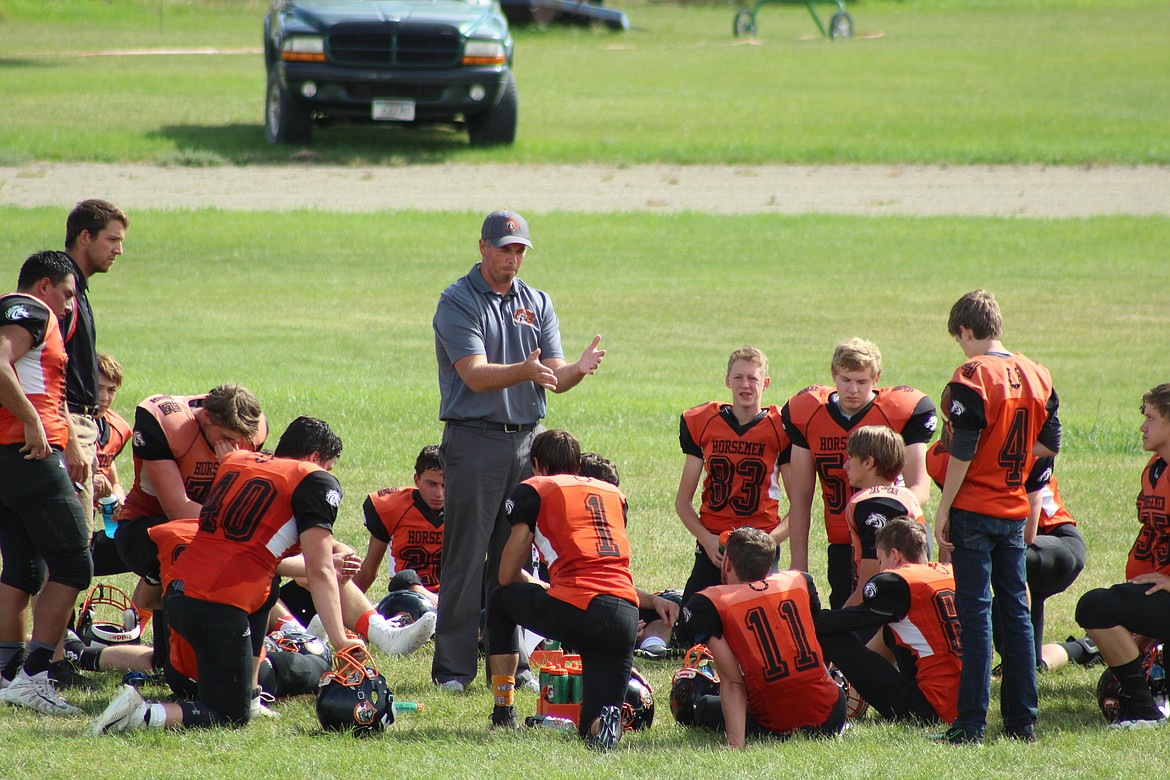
[
  {"left": 48, "top": 659, "right": 93, "bottom": 690},
  {"left": 1066, "top": 635, "right": 1102, "bottom": 667},
  {"left": 634, "top": 645, "right": 686, "bottom": 661},
  {"left": 1004, "top": 721, "right": 1037, "bottom": 742},
  {"left": 587, "top": 705, "right": 622, "bottom": 752},
  {"left": 930, "top": 726, "right": 984, "bottom": 746},
  {"left": 490, "top": 706, "right": 521, "bottom": 730},
  {"left": 1111, "top": 696, "right": 1166, "bottom": 730}
]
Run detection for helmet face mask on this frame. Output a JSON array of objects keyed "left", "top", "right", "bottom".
[
  {"left": 265, "top": 626, "right": 331, "bottom": 663},
  {"left": 670, "top": 644, "right": 721, "bottom": 726},
  {"left": 77, "top": 584, "right": 143, "bottom": 646},
  {"left": 316, "top": 646, "right": 395, "bottom": 734}
]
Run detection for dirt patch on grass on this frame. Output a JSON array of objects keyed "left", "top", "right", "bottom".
[{"left": 1, "top": 162, "right": 1167, "bottom": 217}]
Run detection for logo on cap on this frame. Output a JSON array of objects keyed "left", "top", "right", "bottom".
[{"left": 504, "top": 220, "right": 518, "bottom": 232}]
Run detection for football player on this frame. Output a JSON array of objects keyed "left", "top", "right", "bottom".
[
  {"left": 88, "top": 353, "right": 132, "bottom": 577},
  {"left": 353, "top": 444, "right": 445, "bottom": 600},
  {"left": 815, "top": 517, "right": 961, "bottom": 724},
  {"left": 1075, "top": 384, "right": 1170, "bottom": 729},
  {"left": 675, "top": 347, "right": 790, "bottom": 622},
  {"left": 842, "top": 426, "right": 927, "bottom": 608},
  {"left": 485, "top": 430, "right": 641, "bottom": 750},
  {"left": 0, "top": 251, "right": 90, "bottom": 715},
  {"left": 783, "top": 337, "right": 935, "bottom": 609},
  {"left": 934, "top": 290, "right": 1060, "bottom": 745},
  {"left": 89, "top": 416, "right": 361, "bottom": 733},
  {"left": 682, "top": 527, "right": 846, "bottom": 746}
]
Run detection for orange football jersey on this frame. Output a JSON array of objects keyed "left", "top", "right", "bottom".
[
  {"left": 1126, "top": 455, "right": 1170, "bottom": 580},
  {"left": 783, "top": 385, "right": 935, "bottom": 544},
  {"left": 514, "top": 474, "right": 637, "bottom": 610},
  {"left": 168, "top": 451, "right": 341, "bottom": 613},
  {"left": 700, "top": 571, "right": 840, "bottom": 734},
  {"left": 680, "top": 402, "right": 788, "bottom": 534},
  {"left": 364, "top": 487, "right": 443, "bottom": 593},
  {"left": 946, "top": 354, "right": 1055, "bottom": 519},
  {"left": 0, "top": 293, "right": 69, "bottom": 448},
  {"left": 845, "top": 485, "right": 926, "bottom": 579}
]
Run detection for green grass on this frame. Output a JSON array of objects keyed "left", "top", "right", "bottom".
[
  {"left": 0, "top": 0, "right": 1167, "bottom": 164},
  {"left": 0, "top": 206, "right": 1167, "bottom": 777}
]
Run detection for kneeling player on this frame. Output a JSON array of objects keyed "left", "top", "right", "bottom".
[
  {"left": 90, "top": 416, "right": 361, "bottom": 733},
  {"left": 485, "top": 430, "right": 639, "bottom": 751},
  {"left": 1075, "top": 384, "right": 1170, "bottom": 729},
  {"left": 815, "top": 518, "right": 961, "bottom": 724},
  {"left": 683, "top": 527, "right": 846, "bottom": 747}
]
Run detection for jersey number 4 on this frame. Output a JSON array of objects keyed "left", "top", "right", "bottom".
[{"left": 198, "top": 472, "right": 277, "bottom": 543}]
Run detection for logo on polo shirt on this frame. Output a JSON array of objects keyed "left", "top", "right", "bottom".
[{"left": 513, "top": 309, "right": 535, "bottom": 327}]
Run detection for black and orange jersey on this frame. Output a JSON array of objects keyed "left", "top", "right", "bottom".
[
  {"left": 507, "top": 473, "right": 637, "bottom": 610},
  {"left": 783, "top": 385, "right": 936, "bottom": 544},
  {"left": 94, "top": 409, "right": 131, "bottom": 499},
  {"left": 689, "top": 571, "right": 839, "bottom": 734},
  {"left": 845, "top": 485, "right": 926, "bottom": 577},
  {"left": 363, "top": 486, "right": 444, "bottom": 593},
  {"left": 168, "top": 450, "right": 341, "bottom": 613},
  {"left": 680, "top": 402, "right": 789, "bottom": 534},
  {"left": 150, "top": 518, "right": 200, "bottom": 590},
  {"left": 121, "top": 394, "right": 268, "bottom": 522},
  {"left": 1126, "top": 455, "right": 1170, "bottom": 580},
  {"left": 945, "top": 354, "right": 1057, "bottom": 519},
  {"left": 927, "top": 446, "right": 1075, "bottom": 534},
  {"left": 868, "top": 563, "right": 961, "bottom": 723},
  {"left": 0, "top": 293, "right": 69, "bottom": 448}
]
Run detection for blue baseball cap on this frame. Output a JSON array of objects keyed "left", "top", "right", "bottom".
[{"left": 481, "top": 209, "right": 532, "bottom": 249}]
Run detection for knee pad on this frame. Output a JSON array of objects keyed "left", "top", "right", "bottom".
[
  {"left": 0, "top": 558, "right": 47, "bottom": 596},
  {"left": 1075, "top": 588, "right": 1115, "bottom": 630}
]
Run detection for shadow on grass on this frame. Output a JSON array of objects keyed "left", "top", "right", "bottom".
[
  {"left": 0, "top": 58, "right": 65, "bottom": 69},
  {"left": 151, "top": 122, "right": 489, "bottom": 166}
]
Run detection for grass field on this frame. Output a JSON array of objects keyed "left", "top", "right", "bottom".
[
  {"left": 0, "top": 0, "right": 1167, "bottom": 164},
  {"left": 0, "top": 206, "right": 1167, "bottom": 778}
]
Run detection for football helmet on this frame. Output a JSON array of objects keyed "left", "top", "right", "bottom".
[
  {"left": 316, "top": 645, "right": 395, "bottom": 734},
  {"left": 264, "top": 626, "right": 331, "bottom": 663},
  {"left": 828, "top": 666, "right": 870, "bottom": 719},
  {"left": 376, "top": 589, "right": 437, "bottom": 625},
  {"left": 623, "top": 667, "right": 654, "bottom": 731},
  {"left": 77, "top": 584, "right": 143, "bottom": 646},
  {"left": 669, "top": 644, "right": 721, "bottom": 726},
  {"left": 1096, "top": 643, "right": 1170, "bottom": 724}
]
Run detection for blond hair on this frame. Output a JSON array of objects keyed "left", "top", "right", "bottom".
[
  {"left": 726, "top": 345, "right": 768, "bottom": 378},
  {"left": 831, "top": 337, "right": 881, "bottom": 378}
]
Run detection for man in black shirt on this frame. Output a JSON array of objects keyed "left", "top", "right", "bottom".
[{"left": 62, "top": 200, "right": 128, "bottom": 528}]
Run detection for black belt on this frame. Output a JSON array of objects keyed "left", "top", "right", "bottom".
[
  {"left": 69, "top": 405, "right": 101, "bottom": 419},
  {"left": 449, "top": 420, "right": 537, "bottom": 433}
]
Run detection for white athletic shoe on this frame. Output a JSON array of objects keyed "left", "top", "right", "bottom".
[
  {"left": 1, "top": 670, "right": 80, "bottom": 716},
  {"left": 306, "top": 614, "right": 327, "bottom": 644},
  {"left": 89, "top": 684, "right": 148, "bottom": 735},
  {"left": 368, "top": 611, "right": 437, "bottom": 656},
  {"left": 251, "top": 689, "right": 281, "bottom": 720}
]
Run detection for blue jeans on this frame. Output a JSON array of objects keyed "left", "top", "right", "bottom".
[{"left": 949, "top": 509, "right": 1037, "bottom": 733}]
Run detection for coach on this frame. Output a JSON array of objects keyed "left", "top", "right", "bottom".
[
  {"left": 431, "top": 209, "right": 604, "bottom": 691},
  {"left": 62, "top": 200, "right": 128, "bottom": 525}
]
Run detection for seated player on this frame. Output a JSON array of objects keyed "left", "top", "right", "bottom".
[
  {"left": 843, "top": 425, "right": 927, "bottom": 608},
  {"left": 927, "top": 422, "right": 1093, "bottom": 671},
  {"left": 1075, "top": 384, "right": 1170, "bottom": 729},
  {"left": 675, "top": 346, "right": 790, "bottom": 633},
  {"left": 783, "top": 337, "right": 935, "bottom": 608},
  {"left": 683, "top": 527, "right": 846, "bottom": 747},
  {"left": 89, "top": 416, "right": 361, "bottom": 733},
  {"left": 485, "top": 430, "right": 641, "bottom": 750},
  {"left": 815, "top": 518, "right": 961, "bottom": 724},
  {"left": 353, "top": 444, "right": 445, "bottom": 602},
  {"left": 88, "top": 353, "right": 132, "bottom": 576}
]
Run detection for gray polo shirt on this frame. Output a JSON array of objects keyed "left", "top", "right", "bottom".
[{"left": 433, "top": 263, "right": 564, "bottom": 424}]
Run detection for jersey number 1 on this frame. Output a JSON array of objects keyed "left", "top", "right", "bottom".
[
  {"left": 585, "top": 493, "right": 621, "bottom": 558},
  {"left": 744, "top": 600, "right": 820, "bottom": 682}
]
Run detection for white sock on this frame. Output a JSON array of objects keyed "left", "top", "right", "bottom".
[
  {"left": 146, "top": 703, "right": 168, "bottom": 730},
  {"left": 640, "top": 636, "right": 667, "bottom": 650}
]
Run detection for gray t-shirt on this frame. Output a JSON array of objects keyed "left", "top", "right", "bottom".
[{"left": 433, "top": 263, "right": 564, "bottom": 424}]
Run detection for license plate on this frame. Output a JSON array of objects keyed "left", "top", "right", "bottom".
[{"left": 372, "top": 99, "right": 415, "bottom": 122}]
